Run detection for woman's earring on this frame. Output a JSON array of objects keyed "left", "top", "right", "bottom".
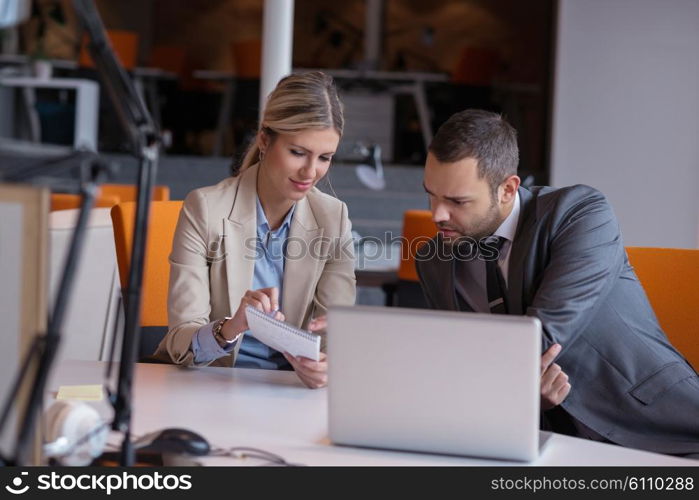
[{"left": 259, "top": 150, "right": 266, "bottom": 163}]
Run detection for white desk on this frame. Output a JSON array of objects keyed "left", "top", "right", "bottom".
[
  {"left": 49, "top": 360, "right": 697, "bottom": 466},
  {"left": 0, "top": 55, "right": 78, "bottom": 71}
]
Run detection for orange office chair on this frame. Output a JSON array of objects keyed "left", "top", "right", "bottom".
[
  {"left": 51, "top": 193, "right": 121, "bottom": 211},
  {"left": 231, "top": 39, "right": 262, "bottom": 78},
  {"left": 111, "top": 201, "right": 183, "bottom": 361},
  {"left": 80, "top": 30, "right": 139, "bottom": 70},
  {"left": 396, "top": 210, "right": 438, "bottom": 308},
  {"left": 100, "top": 184, "right": 170, "bottom": 203},
  {"left": 626, "top": 247, "right": 699, "bottom": 370},
  {"left": 149, "top": 44, "right": 188, "bottom": 77},
  {"left": 50, "top": 185, "right": 170, "bottom": 212},
  {"left": 451, "top": 46, "right": 500, "bottom": 86}
]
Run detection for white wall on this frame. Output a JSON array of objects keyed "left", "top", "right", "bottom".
[{"left": 550, "top": 0, "right": 699, "bottom": 248}]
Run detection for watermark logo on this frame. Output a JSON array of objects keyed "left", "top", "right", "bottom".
[
  {"left": 5, "top": 472, "right": 29, "bottom": 495},
  {"left": 198, "top": 227, "right": 502, "bottom": 267}
]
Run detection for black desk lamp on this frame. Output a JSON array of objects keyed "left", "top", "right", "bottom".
[
  {"left": 0, "top": 0, "right": 115, "bottom": 467},
  {"left": 72, "top": 0, "right": 161, "bottom": 466}
]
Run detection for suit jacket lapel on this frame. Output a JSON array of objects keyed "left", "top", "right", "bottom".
[
  {"left": 223, "top": 164, "right": 258, "bottom": 316},
  {"left": 282, "top": 196, "right": 323, "bottom": 328},
  {"left": 506, "top": 187, "right": 536, "bottom": 315}
]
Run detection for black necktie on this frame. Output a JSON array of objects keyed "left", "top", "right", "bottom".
[{"left": 478, "top": 236, "right": 509, "bottom": 314}]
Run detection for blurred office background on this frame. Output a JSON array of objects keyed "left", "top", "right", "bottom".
[
  {"left": 2, "top": 3, "right": 698, "bottom": 466},
  {"left": 3, "top": 0, "right": 697, "bottom": 249},
  {"left": 0, "top": 0, "right": 554, "bottom": 236},
  {"left": 1, "top": 0, "right": 698, "bottom": 332}
]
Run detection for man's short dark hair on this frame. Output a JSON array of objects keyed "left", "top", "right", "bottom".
[{"left": 428, "top": 109, "right": 519, "bottom": 196}]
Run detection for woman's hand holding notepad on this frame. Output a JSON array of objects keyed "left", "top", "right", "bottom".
[{"left": 244, "top": 306, "right": 321, "bottom": 361}]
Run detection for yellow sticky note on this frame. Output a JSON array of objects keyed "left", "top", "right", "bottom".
[{"left": 56, "top": 384, "right": 104, "bottom": 401}]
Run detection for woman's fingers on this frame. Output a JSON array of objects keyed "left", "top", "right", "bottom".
[
  {"left": 246, "top": 290, "right": 272, "bottom": 312},
  {"left": 284, "top": 352, "right": 328, "bottom": 389}
]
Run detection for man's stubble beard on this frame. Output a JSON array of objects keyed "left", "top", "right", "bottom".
[{"left": 440, "top": 195, "right": 504, "bottom": 245}]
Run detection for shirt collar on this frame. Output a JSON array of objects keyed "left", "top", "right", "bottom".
[
  {"left": 255, "top": 195, "right": 295, "bottom": 234},
  {"left": 493, "top": 191, "right": 520, "bottom": 243}
]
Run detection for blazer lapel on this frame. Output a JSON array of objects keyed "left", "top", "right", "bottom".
[
  {"left": 506, "top": 187, "right": 536, "bottom": 315},
  {"left": 282, "top": 196, "right": 323, "bottom": 328},
  {"left": 223, "top": 164, "right": 258, "bottom": 315}
]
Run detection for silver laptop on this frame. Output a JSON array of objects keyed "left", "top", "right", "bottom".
[{"left": 327, "top": 305, "right": 541, "bottom": 462}]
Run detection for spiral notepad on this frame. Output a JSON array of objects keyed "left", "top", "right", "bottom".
[{"left": 244, "top": 306, "right": 321, "bottom": 361}]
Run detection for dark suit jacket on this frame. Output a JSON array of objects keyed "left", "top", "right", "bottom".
[{"left": 416, "top": 184, "right": 699, "bottom": 455}]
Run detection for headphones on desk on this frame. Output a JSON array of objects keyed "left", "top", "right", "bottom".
[
  {"left": 43, "top": 400, "right": 108, "bottom": 466},
  {"left": 42, "top": 402, "right": 300, "bottom": 466}
]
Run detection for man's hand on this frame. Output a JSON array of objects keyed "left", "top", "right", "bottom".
[
  {"left": 540, "top": 343, "right": 571, "bottom": 411},
  {"left": 308, "top": 316, "right": 327, "bottom": 333}
]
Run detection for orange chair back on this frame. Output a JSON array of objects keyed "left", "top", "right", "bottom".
[
  {"left": 111, "top": 201, "right": 183, "bottom": 327},
  {"left": 398, "top": 210, "right": 438, "bottom": 282},
  {"left": 149, "top": 44, "right": 187, "bottom": 76},
  {"left": 80, "top": 30, "right": 139, "bottom": 70},
  {"left": 231, "top": 39, "right": 262, "bottom": 78},
  {"left": 451, "top": 46, "right": 500, "bottom": 86},
  {"left": 50, "top": 185, "right": 169, "bottom": 211},
  {"left": 626, "top": 247, "right": 699, "bottom": 370},
  {"left": 100, "top": 184, "right": 170, "bottom": 203},
  {"left": 51, "top": 193, "right": 120, "bottom": 211}
]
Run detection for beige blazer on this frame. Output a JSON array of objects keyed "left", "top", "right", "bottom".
[{"left": 154, "top": 163, "right": 356, "bottom": 367}]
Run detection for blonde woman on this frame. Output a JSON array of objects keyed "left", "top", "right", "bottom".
[{"left": 154, "top": 72, "right": 356, "bottom": 388}]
